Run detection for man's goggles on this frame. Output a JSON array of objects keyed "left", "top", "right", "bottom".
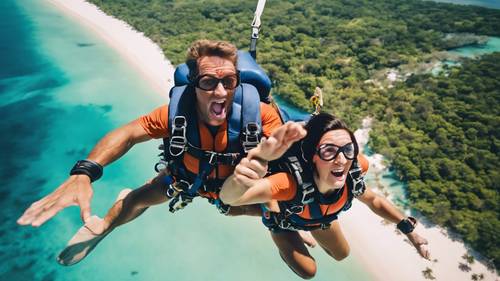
[
  {"left": 193, "top": 72, "right": 240, "bottom": 91},
  {"left": 316, "top": 143, "right": 356, "bottom": 161}
]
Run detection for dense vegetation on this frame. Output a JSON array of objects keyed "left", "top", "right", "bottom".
[
  {"left": 89, "top": 0, "right": 500, "bottom": 269},
  {"left": 369, "top": 54, "right": 500, "bottom": 270}
]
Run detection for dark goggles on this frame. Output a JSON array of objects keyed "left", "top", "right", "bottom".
[
  {"left": 193, "top": 72, "right": 240, "bottom": 91},
  {"left": 316, "top": 143, "right": 356, "bottom": 161}
]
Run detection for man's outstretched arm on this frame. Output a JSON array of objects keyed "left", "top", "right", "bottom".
[{"left": 17, "top": 119, "right": 152, "bottom": 227}]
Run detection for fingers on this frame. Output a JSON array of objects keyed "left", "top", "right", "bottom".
[
  {"left": 79, "top": 198, "right": 92, "bottom": 223},
  {"left": 284, "top": 121, "right": 307, "bottom": 141},
  {"left": 31, "top": 204, "right": 66, "bottom": 227},
  {"left": 409, "top": 233, "right": 431, "bottom": 260},
  {"left": 276, "top": 122, "right": 306, "bottom": 147},
  {"left": 421, "top": 248, "right": 430, "bottom": 260},
  {"left": 417, "top": 244, "right": 430, "bottom": 260},
  {"left": 17, "top": 197, "right": 57, "bottom": 226},
  {"left": 235, "top": 158, "right": 267, "bottom": 179},
  {"left": 17, "top": 176, "right": 94, "bottom": 227}
]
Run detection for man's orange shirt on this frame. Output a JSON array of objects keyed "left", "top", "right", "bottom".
[
  {"left": 267, "top": 154, "right": 370, "bottom": 201},
  {"left": 138, "top": 103, "right": 283, "bottom": 183}
]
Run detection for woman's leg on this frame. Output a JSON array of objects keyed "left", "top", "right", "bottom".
[
  {"left": 310, "top": 220, "right": 350, "bottom": 261},
  {"left": 271, "top": 231, "right": 317, "bottom": 279}
]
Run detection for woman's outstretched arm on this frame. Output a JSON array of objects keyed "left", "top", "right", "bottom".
[{"left": 357, "top": 188, "right": 431, "bottom": 259}]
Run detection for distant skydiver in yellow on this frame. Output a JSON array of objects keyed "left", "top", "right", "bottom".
[{"left": 220, "top": 113, "right": 431, "bottom": 279}]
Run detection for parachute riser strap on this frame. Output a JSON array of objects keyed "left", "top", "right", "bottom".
[{"left": 249, "top": 0, "right": 266, "bottom": 58}]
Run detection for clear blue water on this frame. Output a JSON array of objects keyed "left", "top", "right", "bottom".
[
  {"left": 431, "top": 0, "right": 500, "bottom": 9},
  {"left": 449, "top": 36, "right": 500, "bottom": 57},
  {"left": 1, "top": 1, "right": 373, "bottom": 281}
]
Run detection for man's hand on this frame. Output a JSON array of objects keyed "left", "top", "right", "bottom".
[
  {"left": 407, "top": 232, "right": 430, "bottom": 259},
  {"left": 17, "top": 175, "right": 94, "bottom": 227},
  {"left": 249, "top": 121, "right": 307, "bottom": 161},
  {"left": 233, "top": 157, "right": 268, "bottom": 188}
]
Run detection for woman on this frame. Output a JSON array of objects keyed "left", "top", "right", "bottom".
[{"left": 220, "top": 113, "right": 430, "bottom": 279}]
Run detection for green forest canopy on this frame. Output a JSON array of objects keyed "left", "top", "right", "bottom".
[{"left": 90, "top": 0, "right": 500, "bottom": 270}]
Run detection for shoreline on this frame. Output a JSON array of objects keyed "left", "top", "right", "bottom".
[
  {"left": 352, "top": 118, "right": 498, "bottom": 281},
  {"left": 42, "top": 1, "right": 498, "bottom": 280},
  {"left": 47, "top": 0, "right": 175, "bottom": 96}
]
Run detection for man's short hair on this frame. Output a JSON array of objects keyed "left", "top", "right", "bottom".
[{"left": 186, "top": 39, "right": 238, "bottom": 80}]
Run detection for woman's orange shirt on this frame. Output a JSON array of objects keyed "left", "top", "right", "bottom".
[{"left": 268, "top": 154, "right": 370, "bottom": 201}]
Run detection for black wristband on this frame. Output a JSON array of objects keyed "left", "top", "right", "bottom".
[
  {"left": 397, "top": 216, "right": 416, "bottom": 234},
  {"left": 70, "top": 159, "right": 103, "bottom": 182}
]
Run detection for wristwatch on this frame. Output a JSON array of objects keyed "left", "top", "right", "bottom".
[{"left": 397, "top": 216, "right": 417, "bottom": 234}]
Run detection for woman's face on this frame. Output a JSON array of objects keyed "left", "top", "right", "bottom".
[{"left": 313, "top": 129, "right": 354, "bottom": 191}]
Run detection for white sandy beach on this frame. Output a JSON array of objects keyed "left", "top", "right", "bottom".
[
  {"left": 353, "top": 118, "right": 498, "bottom": 281},
  {"left": 46, "top": 1, "right": 498, "bottom": 280},
  {"left": 47, "top": 0, "right": 175, "bottom": 95}
]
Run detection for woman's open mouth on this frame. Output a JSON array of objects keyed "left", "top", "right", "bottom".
[{"left": 330, "top": 169, "right": 346, "bottom": 180}]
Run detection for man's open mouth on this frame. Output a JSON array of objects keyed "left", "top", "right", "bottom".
[{"left": 209, "top": 100, "right": 226, "bottom": 118}]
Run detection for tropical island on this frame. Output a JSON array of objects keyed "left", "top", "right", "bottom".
[{"left": 88, "top": 0, "right": 500, "bottom": 271}]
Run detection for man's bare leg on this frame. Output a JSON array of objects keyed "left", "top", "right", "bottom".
[{"left": 57, "top": 173, "right": 169, "bottom": 266}]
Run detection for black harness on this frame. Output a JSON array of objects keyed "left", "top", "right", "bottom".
[{"left": 263, "top": 144, "right": 366, "bottom": 231}]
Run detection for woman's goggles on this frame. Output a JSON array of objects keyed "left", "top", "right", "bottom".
[
  {"left": 193, "top": 72, "right": 240, "bottom": 91},
  {"left": 316, "top": 143, "right": 356, "bottom": 161}
]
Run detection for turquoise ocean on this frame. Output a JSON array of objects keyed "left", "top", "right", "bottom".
[
  {"left": 2, "top": 0, "right": 499, "bottom": 281},
  {"left": 0, "top": 1, "right": 371, "bottom": 281}
]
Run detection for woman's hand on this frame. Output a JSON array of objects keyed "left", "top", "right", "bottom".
[
  {"left": 407, "top": 232, "right": 430, "bottom": 259},
  {"left": 249, "top": 121, "right": 307, "bottom": 161}
]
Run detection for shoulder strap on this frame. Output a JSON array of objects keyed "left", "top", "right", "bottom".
[
  {"left": 347, "top": 159, "right": 366, "bottom": 197},
  {"left": 227, "top": 83, "right": 262, "bottom": 153},
  {"left": 168, "top": 85, "right": 200, "bottom": 157}
]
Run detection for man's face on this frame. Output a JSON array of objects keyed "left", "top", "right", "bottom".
[{"left": 194, "top": 56, "right": 237, "bottom": 127}]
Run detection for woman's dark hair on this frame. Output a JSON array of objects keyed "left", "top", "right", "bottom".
[{"left": 301, "top": 113, "right": 359, "bottom": 165}]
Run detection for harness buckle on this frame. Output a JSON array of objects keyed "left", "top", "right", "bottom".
[
  {"left": 168, "top": 190, "right": 195, "bottom": 213},
  {"left": 169, "top": 116, "right": 187, "bottom": 157},
  {"left": 349, "top": 166, "right": 366, "bottom": 197},
  {"left": 165, "top": 179, "right": 191, "bottom": 198},
  {"left": 320, "top": 223, "right": 331, "bottom": 230},
  {"left": 279, "top": 219, "right": 292, "bottom": 230},
  {"left": 242, "top": 122, "right": 261, "bottom": 152},
  {"left": 205, "top": 151, "right": 218, "bottom": 165},
  {"left": 213, "top": 199, "right": 231, "bottom": 215},
  {"left": 300, "top": 182, "right": 315, "bottom": 204},
  {"left": 154, "top": 160, "right": 168, "bottom": 173},
  {"left": 285, "top": 205, "right": 304, "bottom": 216}
]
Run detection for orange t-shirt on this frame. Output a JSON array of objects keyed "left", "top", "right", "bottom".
[
  {"left": 139, "top": 103, "right": 282, "bottom": 139},
  {"left": 139, "top": 103, "right": 283, "bottom": 188},
  {"left": 268, "top": 154, "right": 370, "bottom": 201}
]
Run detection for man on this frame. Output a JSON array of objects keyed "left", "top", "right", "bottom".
[{"left": 17, "top": 39, "right": 288, "bottom": 265}]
